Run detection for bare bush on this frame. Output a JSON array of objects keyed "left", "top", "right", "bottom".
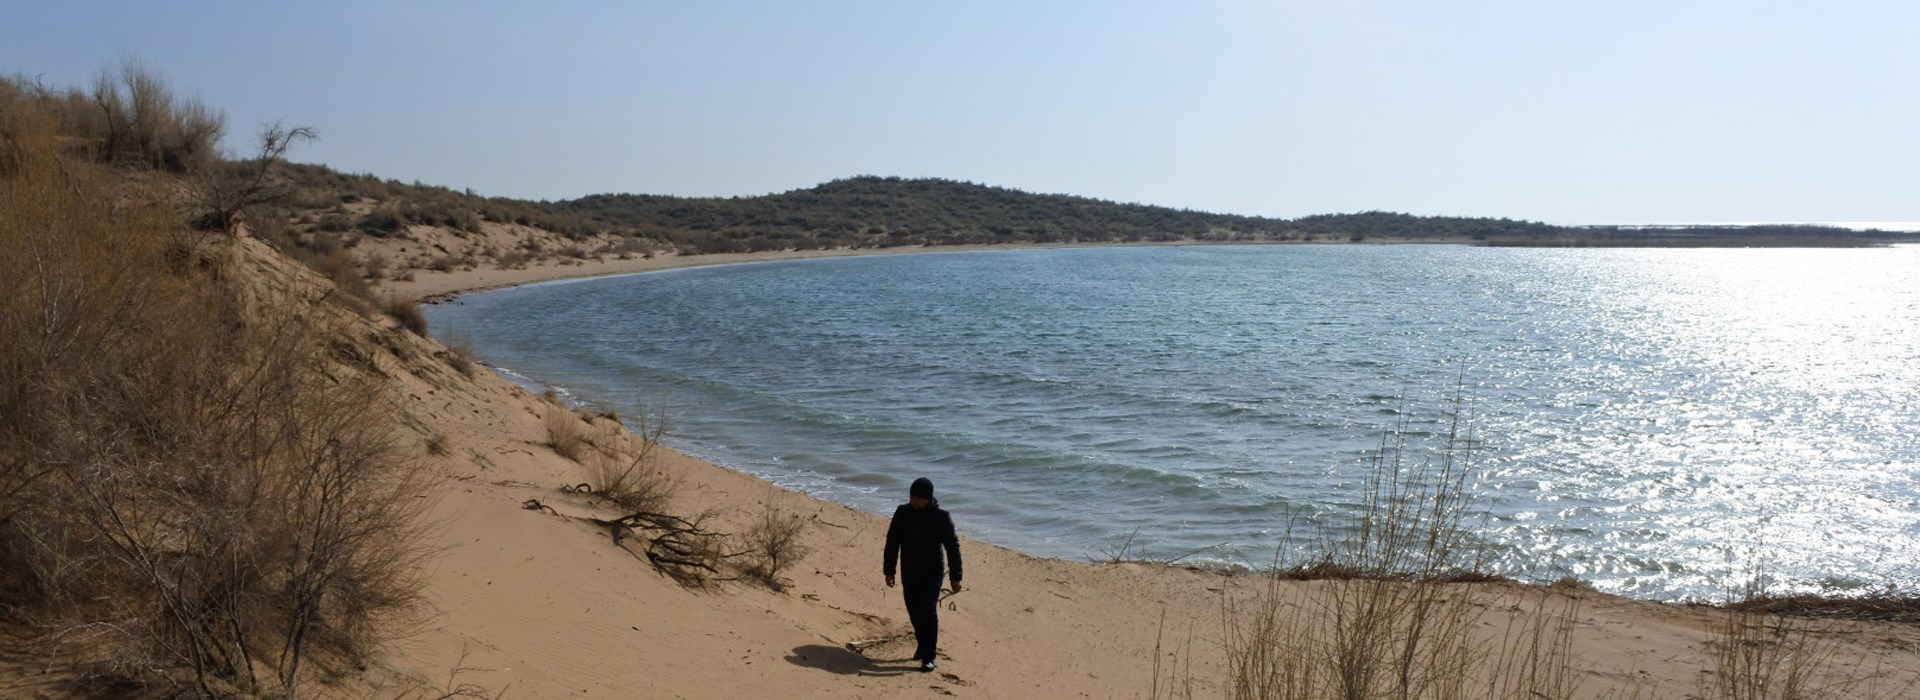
[
  {"left": 199, "top": 121, "right": 316, "bottom": 232},
  {"left": 582, "top": 449, "right": 680, "bottom": 516},
  {"left": 578, "top": 402, "right": 677, "bottom": 513},
  {"left": 738, "top": 501, "right": 811, "bottom": 592},
  {"left": 425, "top": 253, "right": 474, "bottom": 272}
]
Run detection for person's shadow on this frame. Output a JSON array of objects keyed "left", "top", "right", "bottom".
[{"left": 784, "top": 644, "right": 919, "bottom": 677}]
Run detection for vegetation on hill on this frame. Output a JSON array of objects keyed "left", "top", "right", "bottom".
[
  {"left": 567, "top": 176, "right": 1298, "bottom": 251},
  {"left": 2, "top": 67, "right": 431, "bottom": 698},
  {"left": 212, "top": 153, "right": 1913, "bottom": 282},
  {"left": 566, "top": 177, "right": 1619, "bottom": 252},
  {"left": 567, "top": 179, "right": 1916, "bottom": 252}
]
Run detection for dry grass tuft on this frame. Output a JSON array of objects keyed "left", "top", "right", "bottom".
[
  {"left": 1202, "top": 393, "right": 1588, "bottom": 700},
  {"left": 1698, "top": 565, "right": 1920, "bottom": 700},
  {"left": 384, "top": 294, "right": 428, "bottom": 335},
  {"left": 544, "top": 406, "right": 592, "bottom": 462}
]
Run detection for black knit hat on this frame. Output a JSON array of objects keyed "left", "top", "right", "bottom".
[{"left": 909, "top": 477, "right": 934, "bottom": 499}]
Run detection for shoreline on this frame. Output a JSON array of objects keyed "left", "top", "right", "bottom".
[
  {"left": 394, "top": 242, "right": 1157, "bottom": 302},
  {"left": 402, "top": 240, "right": 1912, "bottom": 604},
  {"left": 359, "top": 238, "right": 1920, "bottom": 698},
  {"left": 390, "top": 238, "right": 1491, "bottom": 303}
]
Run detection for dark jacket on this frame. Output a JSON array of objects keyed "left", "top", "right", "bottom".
[{"left": 883, "top": 500, "right": 962, "bottom": 583}]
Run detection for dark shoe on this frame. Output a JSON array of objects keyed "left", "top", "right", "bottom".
[{"left": 920, "top": 659, "right": 936, "bottom": 673}]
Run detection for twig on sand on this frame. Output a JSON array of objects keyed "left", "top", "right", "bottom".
[{"left": 520, "top": 498, "right": 559, "bottom": 515}]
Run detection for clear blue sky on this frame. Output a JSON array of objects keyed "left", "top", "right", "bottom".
[{"left": 5, "top": 1, "right": 1915, "bottom": 225}]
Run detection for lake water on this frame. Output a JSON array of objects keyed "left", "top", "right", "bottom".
[{"left": 426, "top": 244, "right": 1920, "bottom": 600}]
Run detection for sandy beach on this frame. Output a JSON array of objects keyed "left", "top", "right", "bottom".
[
  {"left": 387, "top": 241, "right": 1230, "bottom": 303},
  {"left": 364, "top": 248, "right": 1920, "bottom": 699}
]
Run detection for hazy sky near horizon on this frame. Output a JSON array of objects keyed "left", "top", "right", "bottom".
[{"left": 5, "top": 1, "right": 1915, "bottom": 224}]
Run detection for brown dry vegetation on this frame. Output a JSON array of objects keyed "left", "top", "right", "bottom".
[
  {"left": 738, "top": 500, "right": 812, "bottom": 592},
  {"left": 1189, "top": 411, "right": 1589, "bottom": 700},
  {"left": 1, "top": 68, "right": 430, "bottom": 698}
]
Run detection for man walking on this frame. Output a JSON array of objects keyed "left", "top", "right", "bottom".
[{"left": 883, "top": 477, "right": 963, "bottom": 672}]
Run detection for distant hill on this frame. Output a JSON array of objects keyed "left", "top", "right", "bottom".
[
  {"left": 561, "top": 177, "right": 1917, "bottom": 252},
  {"left": 566, "top": 176, "right": 1296, "bottom": 252},
  {"left": 561, "top": 176, "right": 1585, "bottom": 253}
]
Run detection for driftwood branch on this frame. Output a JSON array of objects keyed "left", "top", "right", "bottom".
[{"left": 594, "top": 510, "right": 729, "bottom": 585}]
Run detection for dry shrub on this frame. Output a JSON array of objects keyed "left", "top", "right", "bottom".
[
  {"left": 1699, "top": 565, "right": 1920, "bottom": 700},
  {"left": 362, "top": 253, "right": 390, "bottom": 280},
  {"left": 581, "top": 404, "right": 678, "bottom": 514},
  {"left": 0, "top": 90, "right": 429, "bottom": 696},
  {"left": 1703, "top": 608, "right": 1840, "bottom": 700},
  {"left": 1203, "top": 395, "right": 1918, "bottom": 700},
  {"left": 544, "top": 407, "right": 591, "bottom": 462},
  {"left": 444, "top": 346, "right": 478, "bottom": 379},
  {"left": 0, "top": 61, "right": 224, "bottom": 173},
  {"left": 438, "top": 330, "right": 480, "bottom": 379},
  {"left": 296, "top": 246, "right": 373, "bottom": 303},
  {"left": 1213, "top": 397, "right": 1585, "bottom": 700},
  {"left": 739, "top": 501, "right": 811, "bottom": 592},
  {"left": 384, "top": 295, "right": 428, "bottom": 335},
  {"left": 495, "top": 249, "right": 532, "bottom": 269},
  {"left": 583, "top": 450, "right": 679, "bottom": 514}
]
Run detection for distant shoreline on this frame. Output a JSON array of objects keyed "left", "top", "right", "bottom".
[
  {"left": 392, "top": 239, "right": 1359, "bottom": 303},
  {"left": 391, "top": 233, "right": 1910, "bottom": 305}
]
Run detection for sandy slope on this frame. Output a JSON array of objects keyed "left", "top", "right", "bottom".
[{"left": 340, "top": 246, "right": 1920, "bottom": 699}]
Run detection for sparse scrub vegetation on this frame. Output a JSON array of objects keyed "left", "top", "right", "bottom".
[
  {"left": 0, "top": 82, "right": 429, "bottom": 696},
  {"left": 384, "top": 294, "right": 429, "bottom": 335},
  {"left": 0, "top": 60, "right": 223, "bottom": 174},
  {"left": 738, "top": 501, "right": 811, "bottom": 592},
  {"left": 441, "top": 334, "right": 479, "bottom": 379},
  {"left": 1154, "top": 395, "right": 1920, "bottom": 700},
  {"left": 362, "top": 252, "right": 391, "bottom": 279},
  {"left": 579, "top": 404, "right": 678, "bottom": 514},
  {"left": 1210, "top": 404, "right": 1575, "bottom": 700},
  {"left": 1697, "top": 562, "right": 1920, "bottom": 700},
  {"left": 544, "top": 406, "right": 592, "bottom": 462}
]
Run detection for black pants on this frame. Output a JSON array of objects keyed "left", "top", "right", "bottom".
[{"left": 901, "top": 574, "right": 942, "bottom": 662}]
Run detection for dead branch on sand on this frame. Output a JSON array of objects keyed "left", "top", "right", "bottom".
[{"left": 597, "top": 511, "right": 728, "bottom": 586}]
